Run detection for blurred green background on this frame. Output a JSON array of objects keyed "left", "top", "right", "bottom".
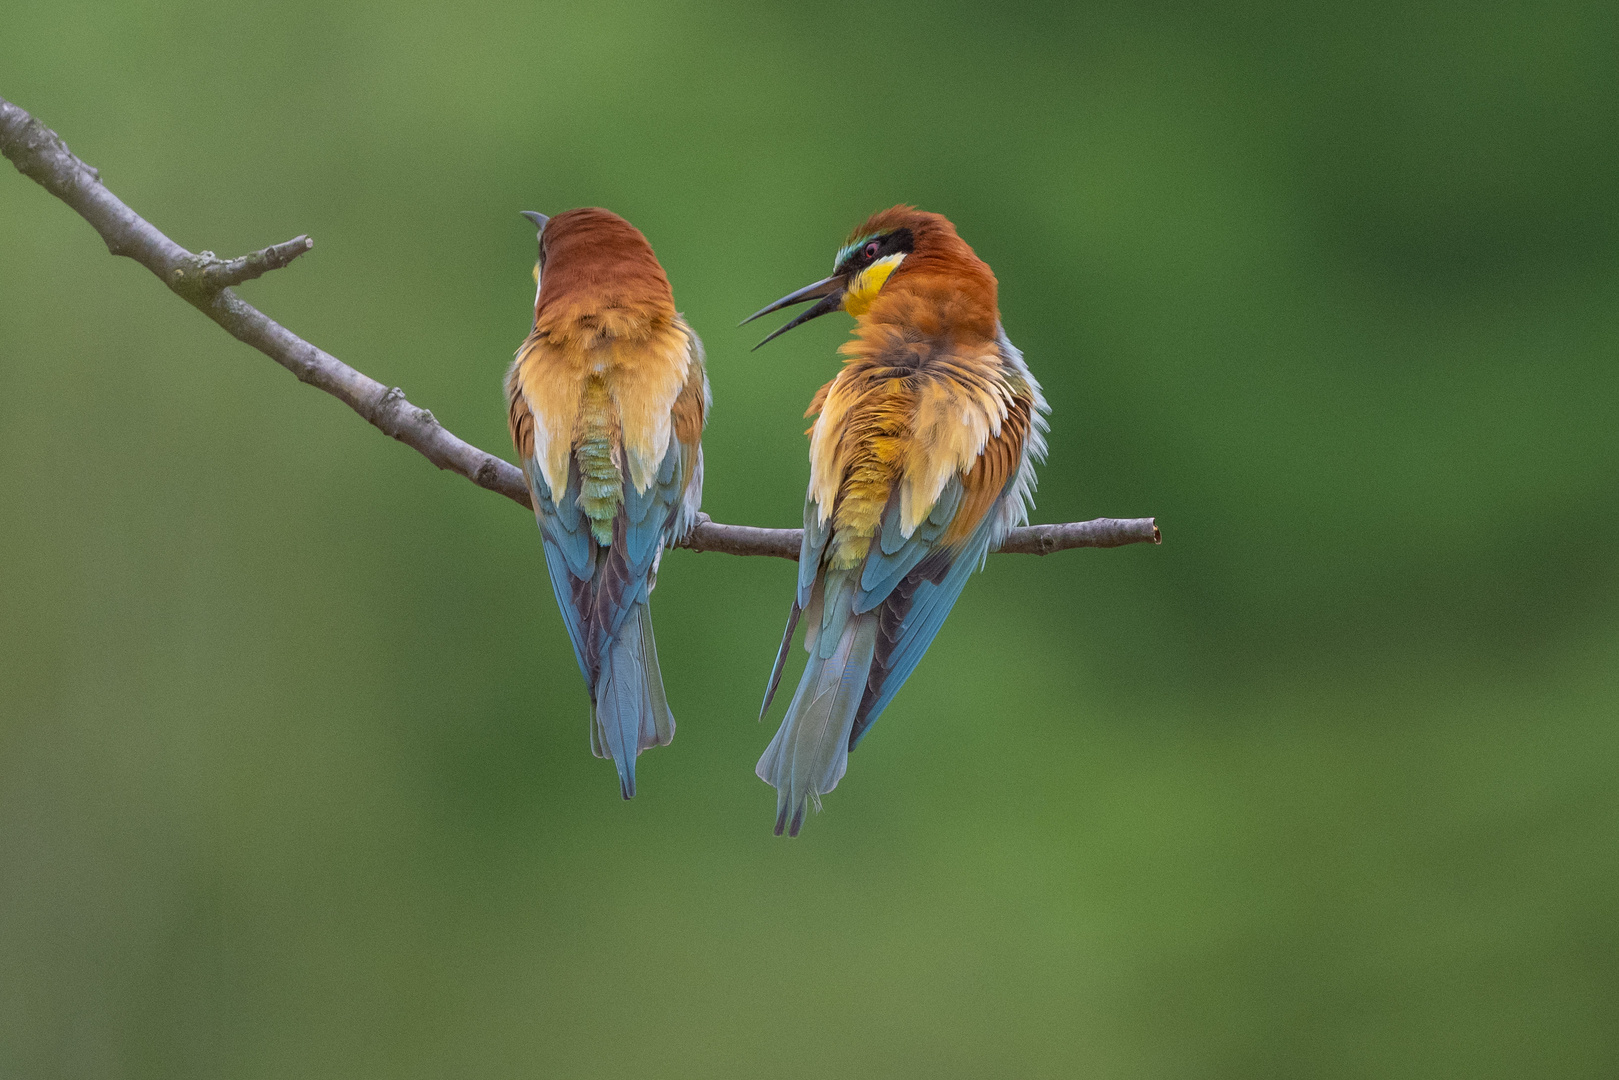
[{"left": 4, "top": 1, "right": 1618, "bottom": 1076}]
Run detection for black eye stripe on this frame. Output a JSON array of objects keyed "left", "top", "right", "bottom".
[{"left": 840, "top": 227, "right": 914, "bottom": 273}]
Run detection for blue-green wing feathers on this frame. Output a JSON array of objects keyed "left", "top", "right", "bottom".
[
  {"left": 853, "top": 511, "right": 999, "bottom": 747},
  {"left": 523, "top": 430, "right": 695, "bottom": 798}
]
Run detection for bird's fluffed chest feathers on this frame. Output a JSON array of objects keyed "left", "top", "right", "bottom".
[{"left": 807, "top": 282, "right": 1023, "bottom": 565}]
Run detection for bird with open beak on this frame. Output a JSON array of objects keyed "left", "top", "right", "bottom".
[
  {"left": 508, "top": 208, "right": 709, "bottom": 799},
  {"left": 743, "top": 205, "right": 1049, "bottom": 836}
]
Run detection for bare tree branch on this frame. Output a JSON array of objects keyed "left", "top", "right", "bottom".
[
  {"left": 681, "top": 514, "right": 1160, "bottom": 559},
  {"left": 1, "top": 95, "right": 1160, "bottom": 559},
  {"left": 999, "top": 517, "right": 1162, "bottom": 553},
  {"left": 0, "top": 95, "right": 529, "bottom": 505}
]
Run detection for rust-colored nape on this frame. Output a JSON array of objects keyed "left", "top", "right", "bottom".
[{"left": 534, "top": 208, "right": 677, "bottom": 340}]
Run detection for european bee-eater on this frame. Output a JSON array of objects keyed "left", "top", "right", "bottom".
[
  {"left": 507, "top": 208, "right": 708, "bottom": 799},
  {"left": 743, "top": 206, "right": 1048, "bottom": 835}
]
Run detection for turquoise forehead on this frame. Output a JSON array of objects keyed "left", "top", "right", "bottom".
[{"left": 833, "top": 234, "right": 878, "bottom": 269}]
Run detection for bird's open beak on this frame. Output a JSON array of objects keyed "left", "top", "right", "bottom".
[
  {"left": 519, "top": 210, "right": 549, "bottom": 233},
  {"left": 740, "top": 274, "right": 845, "bottom": 351}
]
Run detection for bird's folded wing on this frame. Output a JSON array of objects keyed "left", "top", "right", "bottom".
[
  {"left": 855, "top": 511, "right": 1000, "bottom": 745},
  {"left": 524, "top": 457, "right": 596, "bottom": 685},
  {"left": 590, "top": 431, "right": 695, "bottom": 667},
  {"left": 850, "top": 411, "right": 1033, "bottom": 744},
  {"left": 591, "top": 329, "right": 705, "bottom": 660}
]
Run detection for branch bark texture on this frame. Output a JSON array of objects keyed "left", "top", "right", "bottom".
[{"left": 0, "top": 95, "right": 1159, "bottom": 559}]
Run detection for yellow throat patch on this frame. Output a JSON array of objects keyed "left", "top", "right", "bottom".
[{"left": 842, "top": 253, "right": 905, "bottom": 318}]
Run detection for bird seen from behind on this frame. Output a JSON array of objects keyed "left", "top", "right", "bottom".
[
  {"left": 743, "top": 205, "right": 1048, "bottom": 836},
  {"left": 507, "top": 208, "right": 709, "bottom": 799}
]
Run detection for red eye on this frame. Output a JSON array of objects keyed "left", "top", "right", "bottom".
[{"left": 863, "top": 241, "right": 881, "bottom": 259}]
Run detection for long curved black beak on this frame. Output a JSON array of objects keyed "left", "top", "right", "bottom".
[
  {"left": 519, "top": 210, "right": 549, "bottom": 232},
  {"left": 740, "top": 275, "right": 845, "bottom": 351}
]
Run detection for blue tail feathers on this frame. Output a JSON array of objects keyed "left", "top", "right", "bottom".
[
  {"left": 590, "top": 601, "right": 674, "bottom": 799},
  {"left": 755, "top": 580, "right": 878, "bottom": 835}
]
